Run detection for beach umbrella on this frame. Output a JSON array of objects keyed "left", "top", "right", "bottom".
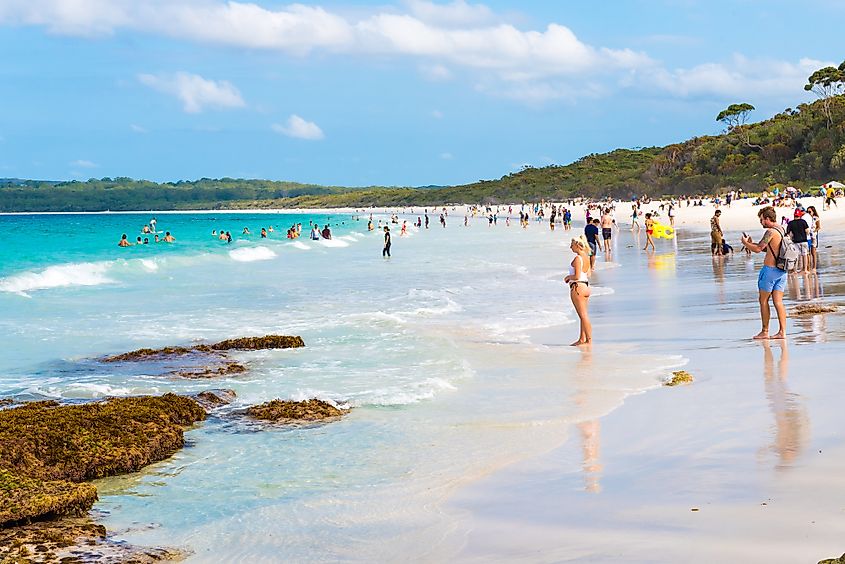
[{"left": 823, "top": 180, "right": 845, "bottom": 189}]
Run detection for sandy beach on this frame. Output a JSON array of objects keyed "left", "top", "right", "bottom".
[{"left": 2, "top": 194, "right": 844, "bottom": 563}]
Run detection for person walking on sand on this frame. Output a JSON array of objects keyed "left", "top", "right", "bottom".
[
  {"left": 710, "top": 210, "right": 723, "bottom": 256},
  {"left": 382, "top": 226, "right": 391, "bottom": 257},
  {"left": 741, "top": 206, "right": 788, "bottom": 340},
  {"left": 564, "top": 235, "right": 592, "bottom": 346},
  {"left": 643, "top": 213, "right": 656, "bottom": 251}
]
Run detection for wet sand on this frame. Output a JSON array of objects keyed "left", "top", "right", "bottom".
[{"left": 447, "top": 225, "right": 845, "bottom": 563}]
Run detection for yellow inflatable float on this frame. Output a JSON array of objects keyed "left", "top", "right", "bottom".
[{"left": 651, "top": 222, "right": 675, "bottom": 239}]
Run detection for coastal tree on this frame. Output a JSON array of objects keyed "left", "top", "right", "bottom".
[
  {"left": 804, "top": 62, "right": 845, "bottom": 128},
  {"left": 716, "top": 103, "right": 761, "bottom": 149}
]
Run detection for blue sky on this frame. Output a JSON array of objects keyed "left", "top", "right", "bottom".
[{"left": 0, "top": 0, "right": 842, "bottom": 186}]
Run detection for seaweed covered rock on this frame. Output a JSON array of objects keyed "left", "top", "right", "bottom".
[
  {"left": 102, "top": 345, "right": 213, "bottom": 363},
  {"left": 0, "top": 516, "right": 185, "bottom": 563},
  {"left": 193, "top": 389, "right": 237, "bottom": 410},
  {"left": 246, "top": 399, "right": 347, "bottom": 423},
  {"left": 173, "top": 361, "right": 247, "bottom": 379},
  {"left": 0, "top": 394, "right": 206, "bottom": 483},
  {"left": 792, "top": 303, "right": 838, "bottom": 315},
  {"left": 103, "top": 335, "right": 305, "bottom": 363},
  {"left": 0, "top": 469, "right": 98, "bottom": 526},
  {"left": 664, "top": 370, "right": 694, "bottom": 387},
  {"left": 819, "top": 554, "right": 845, "bottom": 564},
  {"left": 210, "top": 335, "right": 305, "bottom": 351}
]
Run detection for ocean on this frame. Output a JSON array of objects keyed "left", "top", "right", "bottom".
[{"left": 1, "top": 210, "right": 702, "bottom": 560}]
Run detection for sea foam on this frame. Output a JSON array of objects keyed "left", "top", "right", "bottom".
[
  {"left": 229, "top": 246, "right": 278, "bottom": 262},
  {"left": 0, "top": 262, "right": 114, "bottom": 296}
]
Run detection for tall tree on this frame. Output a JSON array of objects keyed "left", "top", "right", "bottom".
[
  {"left": 716, "top": 103, "right": 761, "bottom": 148},
  {"left": 804, "top": 62, "right": 845, "bottom": 128}
]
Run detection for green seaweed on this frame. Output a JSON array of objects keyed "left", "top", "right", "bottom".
[
  {"left": 818, "top": 554, "right": 845, "bottom": 564},
  {"left": 0, "top": 470, "right": 98, "bottom": 526},
  {"left": 209, "top": 335, "right": 305, "bottom": 351},
  {"left": 664, "top": 370, "right": 694, "bottom": 387},
  {"left": 792, "top": 303, "right": 838, "bottom": 315},
  {"left": 0, "top": 394, "right": 205, "bottom": 484},
  {"left": 246, "top": 399, "right": 347, "bottom": 423}
]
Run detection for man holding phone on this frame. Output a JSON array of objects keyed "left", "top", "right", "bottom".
[{"left": 741, "top": 206, "right": 787, "bottom": 340}]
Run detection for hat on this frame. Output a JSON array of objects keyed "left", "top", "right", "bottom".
[{"left": 794, "top": 209, "right": 804, "bottom": 218}]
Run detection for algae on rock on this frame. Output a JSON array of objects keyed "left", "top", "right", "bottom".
[
  {"left": 0, "top": 469, "right": 98, "bottom": 526},
  {"left": 246, "top": 399, "right": 347, "bottom": 423},
  {"left": 0, "top": 394, "right": 205, "bottom": 484},
  {"left": 664, "top": 370, "right": 694, "bottom": 387}
]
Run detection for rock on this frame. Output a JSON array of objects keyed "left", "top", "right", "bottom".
[
  {"left": 192, "top": 389, "right": 238, "bottom": 410},
  {"left": 792, "top": 303, "right": 838, "bottom": 315},
  {"left": 0, "top": 395, "right": 204, "bottom": 558},
  {"left": 246, "top": 399, "right": 348, "bottom": 423},
  {"left": 0, "top": 469, "right": 98, "bottom": 526},
  {"left": 664, "top": 370, "right": 694, "bottom": 386},
  {"left": 102, "top": 345, "right": 213, "bottom": 363},
  {"left": 171, "top": 361, "right": 247, "bottom": 379},
  {"left": 0, "top": 394, "right": 206, "bottom": 484},
  {"left": 210, "top": 335, "right": 305, "bottom": 351},
  {"left": 818, "top": 554, "right": 845, "bottom": 564},
  {"left": 0, "top": 398, "right": 14, "bottom": 407},
  {"left": 0, "top": 516, "right": 186, "bottom": 563}
]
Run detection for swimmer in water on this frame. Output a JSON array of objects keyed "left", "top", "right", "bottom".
[
  {"left": 400, "top": 221, "right": 408, "bottom": 236},
  {"left": 118, "top": 234, "right": 131, "bottom": 247},
  {"left": 163, "top": 231, "right": 175, "bottom": 243}
]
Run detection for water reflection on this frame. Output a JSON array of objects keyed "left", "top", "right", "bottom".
[
  {"left": 760, "top": 340, "right": 809, "bottom": 470},
  {"left": 573, "top": 348, "right": 602, "bottom": 493}
]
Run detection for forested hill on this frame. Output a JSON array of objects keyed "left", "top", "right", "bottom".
[{"left": 2, "top": 94, "right": 844, "bottom": 212}]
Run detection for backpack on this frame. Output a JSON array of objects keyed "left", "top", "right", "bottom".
[{"left": 772, "top": 226, "right": 799, "bottom": 272}]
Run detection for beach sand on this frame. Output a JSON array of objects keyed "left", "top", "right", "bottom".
[{"left": 437, "top": 196, "right": 845, "bottom": 563}]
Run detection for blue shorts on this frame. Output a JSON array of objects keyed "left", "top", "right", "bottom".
[{"left": 758, "top": 265, "right": 787, "bottom": 293}]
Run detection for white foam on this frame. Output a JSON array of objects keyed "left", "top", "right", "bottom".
[
  {"left": 228, "top": 246, "right": 278, "bottom": 262},
  {"left": 589, "top": 285, "right": 615, "bottom": 296},
  {"left": 139, "top": 259, "right": 159, "bottom": 272},
  {"left": 347, "top": 377, "right": 459, "bottom": 407},
  {"left": 317, "top": 238, "right": 350, "bottom": 248},
  {"left": 0, "top": 262, "right": 114, "bottom": 296},
  {"left": 288, "top": 241, "right": 310, "bottom": 250}
]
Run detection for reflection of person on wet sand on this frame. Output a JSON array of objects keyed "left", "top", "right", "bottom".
[
  {"left": 761, "top": 340, "right": 809, "bottom": 469},
  {"left": 572, "top": 348, "right": 602, "bottom": 493}
]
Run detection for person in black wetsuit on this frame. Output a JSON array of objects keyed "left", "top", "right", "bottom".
[{"left": 383, "top": 226, "right": 391, "bottom": 257}]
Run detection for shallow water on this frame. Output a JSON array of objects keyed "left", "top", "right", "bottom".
[{"left": 7, "top": 212, "right": 836, "bottom": 560}]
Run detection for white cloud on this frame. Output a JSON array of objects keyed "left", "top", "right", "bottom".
[
  {"left": 71, "top": 159, "right": 97, "bottom": 168},
  {"left": 649, "top": 55, "right": 829, "bottom": 100},
  {"left": 0, "top": 1, "right": 829, "bottom": 105},
  {"left": 405, "top": 0, "right": 495, "bottom": 28},
  {"left": 138, "top": 72, "right": 245, "bottom": 113},
  {"left": 272, "top": 115, "right": 324, "bottom": 140},
  {"left": 130, "top": 123, "right": 148, "bottom": 133}
]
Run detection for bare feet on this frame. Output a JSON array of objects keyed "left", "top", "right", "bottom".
[
  {"left": 768, "top": 332, "right": 785, "bottom": 340},
  {"left": 570, "top": 340, "right": 591, "bottom": 346},
  {"left": 752, "top": 331, "right": 769, "bottom": 340}
]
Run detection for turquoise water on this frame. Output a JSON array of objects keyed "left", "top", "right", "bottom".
[{"left": 1, "top": 211, "right": 704, "bottom": 560}]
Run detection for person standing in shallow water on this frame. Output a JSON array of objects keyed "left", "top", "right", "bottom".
[
  {"left": 382, "top": 226, "right": 391, "bottom": 258},
  {"left": 564, "top": 235, "right": 592, "bottom": 346},
  {"left": 742, "top": 206, "right": 787, "bottom": 340}
]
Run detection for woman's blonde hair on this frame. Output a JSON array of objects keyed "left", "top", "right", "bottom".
[{"left": 571, "top": 235, "right": 589, "bottom": 250}]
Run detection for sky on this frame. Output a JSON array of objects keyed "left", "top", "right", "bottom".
[{"left": 0, "top": 0, "right": 842, "bottom": 187}]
